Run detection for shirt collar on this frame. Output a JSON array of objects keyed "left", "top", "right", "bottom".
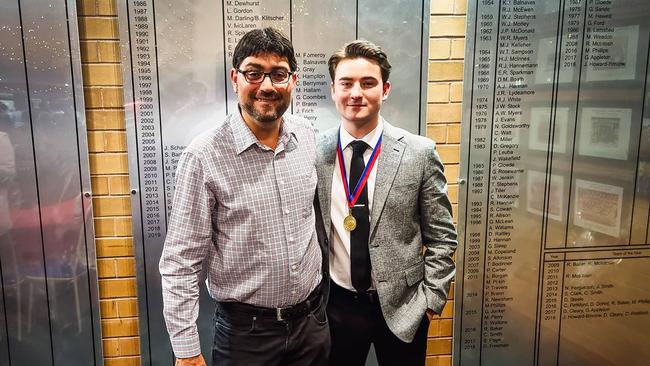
[
  {"left": 339, "top": 118, "right": 384, "bottom": 151},
  {"left": 231, "top": 110, "right": 297, "bottom": 155}
]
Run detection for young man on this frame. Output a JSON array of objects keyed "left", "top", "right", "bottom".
[
  {"left": 160, "top": 28, "right": 329, "bottom": 366},
  {"left": 316, "top": 40, "right": 457, "bottom": 365}
]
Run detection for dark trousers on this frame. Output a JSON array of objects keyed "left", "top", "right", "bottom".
[
  {"left": 212, "top": 298, "right": 330, "bottom": 366},
  {"left": 327, "top": 282, "right": 429, "bottom": 366}
]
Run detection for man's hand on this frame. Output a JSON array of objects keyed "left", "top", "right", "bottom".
[
  {"left": 425, "top": 308, "right": 436, "bottom": 321},
  {"left": 175, "top": 354, "right": 207, "bottom": 366}
]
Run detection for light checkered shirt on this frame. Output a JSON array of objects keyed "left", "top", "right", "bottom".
[{"left": 159, "top": 112, "right": 322, "bottom": 358}]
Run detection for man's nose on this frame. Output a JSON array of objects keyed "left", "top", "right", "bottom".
[
  {"left": 350, "top": 83, "right": 362, "bottom": 97},
  {"left": 259, "top": 74, "right": 275, "bottom": 90}
]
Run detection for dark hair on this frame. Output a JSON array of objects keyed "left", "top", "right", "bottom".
[
  {"left": 232, "top": 27, "right": 297, "bottom": 72},
  {"left": 328, "top": 40, "right": 392, "bottom": 83}
]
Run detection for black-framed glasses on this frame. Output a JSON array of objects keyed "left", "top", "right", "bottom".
[{"left": 237, "top": 69, "right": 293, "bottom": 84}]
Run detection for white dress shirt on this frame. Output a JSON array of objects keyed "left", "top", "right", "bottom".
[{"left": 329, "top": 120, "right": 383, "bottom": 291}]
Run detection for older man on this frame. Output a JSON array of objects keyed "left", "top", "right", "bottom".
[{"left": 160, "top": 28, "right": 329, "bottom": 366}]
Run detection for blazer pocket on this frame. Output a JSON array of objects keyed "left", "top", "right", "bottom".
[{"left": 404, "top": 261, "right": 424, "bottom": 287}]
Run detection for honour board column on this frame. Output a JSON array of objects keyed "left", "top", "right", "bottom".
[
  {"left": 452, "top": 0, "right": 499, "bottom": 364},
  {"left": 290, "top": 0, "right": 355, "bottom": 132},
  {"left": 124, "top": 0, "right": 170, "bottom": 363}
]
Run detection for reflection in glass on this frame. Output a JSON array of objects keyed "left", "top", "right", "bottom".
[{"left": 0, "top": 0, "right": 100, "bottom": 364}]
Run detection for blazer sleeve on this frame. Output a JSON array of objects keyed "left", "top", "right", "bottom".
[{"left": 419, "top": 142, "right": 458, "bottom": 314}]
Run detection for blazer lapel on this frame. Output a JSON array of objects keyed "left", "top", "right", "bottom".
[
  {"left": 370, "top": 122, "right": 405, "bottom": 239},
  {"left": 316, "top": 128, "right": 338, "bottom": 239}
]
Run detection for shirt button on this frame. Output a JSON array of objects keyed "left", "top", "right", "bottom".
[
  {"left": 291, "top": 290, "right": 296, "bottom": 295},
  {"left": 284, "top": 209, "right": 290, "bottom": 215},
  {"left": 279, "top": 180, "right": 284, "bottom": 185},
  {"left": 288, "top": 237, "right": 294, "bottom": 242},
  {"left": 291, "top": 264, "right": 297, "bottom": 271}
]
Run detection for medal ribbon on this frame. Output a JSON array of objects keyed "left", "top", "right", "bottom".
[{"left": 336, "top": 132, "right": 382, "bottom": 208}]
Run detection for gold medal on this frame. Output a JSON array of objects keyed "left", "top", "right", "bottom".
[{"left": 343, "top": 214, "right": 357, "bottom": 231}]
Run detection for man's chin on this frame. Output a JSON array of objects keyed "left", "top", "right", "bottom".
[
  {"left": 242, "top": 101, "right": 289, "bottom": 124},
  {"left": 346, "top": 113, "right": 370, "bottom": 123},
  {"left": 255, "top": 106, "right": 282, "bottom": 121},
  {"left": 253, "top": 107, "right": 285, "bottom": 123},
  {"left": 255, "top": 114, "right": 280, "bottom": 123}
]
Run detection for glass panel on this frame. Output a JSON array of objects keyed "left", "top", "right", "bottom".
[
  {"left": 358, "top": 0, "right": 426, "bottom": 134},
  {"left": 456, "top": 0, "right": 650, "bottom": 365},
  {"left": 0, "top": 0, "right": 100, "bottom": 364}
]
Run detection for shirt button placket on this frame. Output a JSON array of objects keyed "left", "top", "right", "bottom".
[{"left": 276, "top": 158, "right": 296, "bottom": 295}]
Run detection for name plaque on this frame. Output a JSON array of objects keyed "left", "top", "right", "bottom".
[
  {"left": 456, "top": 0, "right": 650, "bottom": 365},
  {"left": 117, "top": 1, "right": 430, "bottom": 363}
]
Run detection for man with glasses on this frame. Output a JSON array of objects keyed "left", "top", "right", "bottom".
[{"left": 160, "top": 28, "right": 329, "bottom": 366}]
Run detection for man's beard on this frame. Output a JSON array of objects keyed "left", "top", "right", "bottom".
[{"left": 241, "top": 90, "right": 290, "bottom": 123}]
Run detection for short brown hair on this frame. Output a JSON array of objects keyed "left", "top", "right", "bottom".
[{"left": 328, "top": 40, "right": 392, "bottom": 83}]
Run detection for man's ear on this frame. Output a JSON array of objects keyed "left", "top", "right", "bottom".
[
  {"left": 330, "top": 82, "right": 335, "bottom": 99},
  {"left": 382, "top": 81, "right": 392, "bottom": 101},
  {"left": 230, "top": 68, "right": 238, "bottom": 92}
]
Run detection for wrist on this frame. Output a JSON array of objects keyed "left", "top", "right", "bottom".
[
  {"left": 179, "top": 354, "right": 202, "bottom": 359},
  {"left": 175, "top": 354, "right": 204, "bottom": 366}
]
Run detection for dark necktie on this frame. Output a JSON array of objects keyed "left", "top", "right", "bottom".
[{"left": 349, "top": 140, "right": 372, "bottom": 293}]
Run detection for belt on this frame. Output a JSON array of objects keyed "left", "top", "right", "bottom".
[
  {"left": 216, "top": 288, "right": 322, "bottom": 321},
  {"left": 331, "top": 281, "right": 379, "bottom": 303}
]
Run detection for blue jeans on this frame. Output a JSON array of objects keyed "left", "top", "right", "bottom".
[{"left": 212, "top": 300, "right": 330, "bottom": 366}]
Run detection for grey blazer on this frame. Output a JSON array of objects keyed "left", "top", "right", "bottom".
[{"left": 316, "top": 121, "right": 457, "bottom": 343}]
